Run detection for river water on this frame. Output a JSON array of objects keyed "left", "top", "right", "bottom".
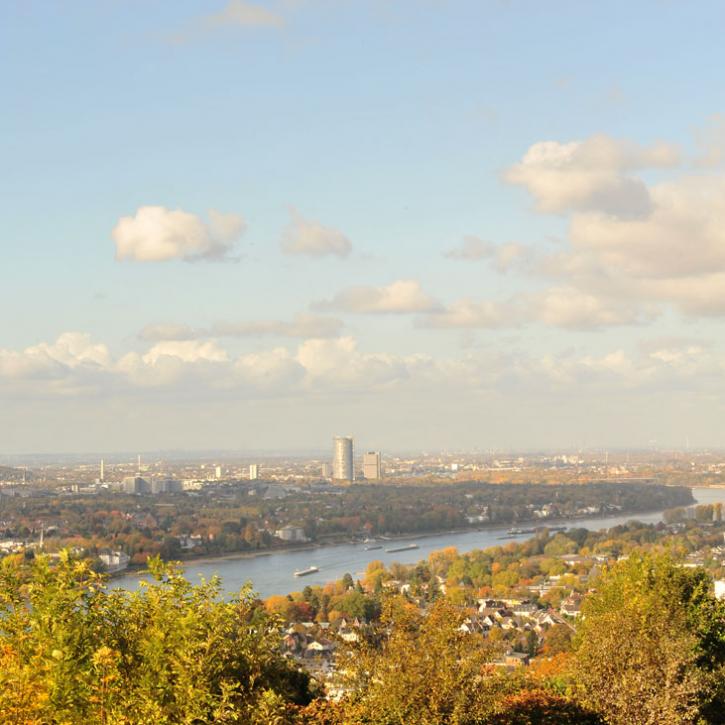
[{"left": 113, "top": 487, "right": 725, "bottom": 599}]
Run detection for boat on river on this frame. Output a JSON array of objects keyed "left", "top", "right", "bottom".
[
  {"left": 294, "top": 566, "right": 319, "bottom": 577},
  {"left": 364, "top": 544, "right": 383, "bottom": 550},
  {"left": 385, "top": 543, "right": 419, "bottom": 553}
]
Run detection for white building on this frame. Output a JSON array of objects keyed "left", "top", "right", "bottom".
[
  {"left": 715, "top": 580, "right": 725, "bottom": 600},
  {"left": 275, "top": 525, "right": 307, "bottom": 542},
  {"left": 249, "top": 464, "right": 259, "bottom": 480},
  {"left": 99, "top": 550, "right": 130, "bottom": 573},
  {"left": 121, "top": 476, "right": 149, "bottom": 494}
]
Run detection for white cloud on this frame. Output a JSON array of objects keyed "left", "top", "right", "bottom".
[
  {"left": 529, "top": 287, "right": 649, "bottom": 330},
  {"left": 420, "top": 298, "right": 521, "bottom": 329},
  {"left": 296, "top": 337, "right": 426, "bottom": 389},
  {"left": 318, "top": 279, "right": 440, "bottom": 314},
  {"left": 505, "top": 134, "right": 679, "bottom": 218},
  {"left": 281, "top": 209, "right": 352, "bottom": 258},
  {"left": 112, "top": 206, "right": 245, "bottom": 262},
  {"left": 0, "top": 333, "right": 110, "bottom": 382},
  {"left": 445, "top": 235, "right": 528, "bottom": 272},
  {"left": 141, "top": 340, "right": 229, "bottom": 365},
  {"left": 533, "top": 175, "right": 725, "bottom": 317},
  {"left": 567, "top": 176, "right": 725, "bottom": 280},
  {"left": 496, "top": 133, "right": 725, "bottom": 323},
  {"left": 4, "top": 332, "right": 725, "bottom": 410},
  {"left": 420, "top": 288, "right": 644, "bottom": 331}
]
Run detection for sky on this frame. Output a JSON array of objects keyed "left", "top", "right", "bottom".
[{"left": 3, "top": 0, "right": 725, "bottom": 454}]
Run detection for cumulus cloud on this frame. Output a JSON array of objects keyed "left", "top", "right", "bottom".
[
  {"left": 297, "top": 337, "right": 419, "bottom": 388},
  {"left": 530, "top": 174, "right": 725, "bottom": 317},
  {"left": 420, "top": 299, "right": 522, "bottom": 329},
  {"left": 281, "top": 209, "right": 352, "bottom": 258},
  {"left": 5, "top": 332, "right": 725, "bottom": 404},
  {"left": 529, "top": 287, "right": 649, "bottom": 330},
  {"left": 491, "top": 132, "right": 725, "bottom": 323},
  {"left": 139, "top": 314, "right": 343, "bottom": 342},
  {"left": 317, "top": 280, "right": 440, "bottom": 314},
  {"left": 112, "top": 206, "right": 245, "bottom": 262},
  {"left": 0, "top": 333, "right": 110, "bottom": 380},
  {"left": 421, "top": 284, "right": 654, "bottom": 331},
  {"left": 445, "top": 235, "right": 528, "bottom": 272},
  {"left": 505, "top": 134, "right": 679, "bottom": 218},
  {"left": 694, "top": 114, "right": 725, "bottom": 168},
  {"left": 567, "top": 176, "right": 725, "bottom": 279},
  {"left": 141, "top": 340, "right": 229, "bottom": 365}
]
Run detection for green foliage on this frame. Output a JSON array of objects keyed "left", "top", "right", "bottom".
[
  {"left": 0, "top": 552, "right": 313, "bottom": 724},
  {"left": 334, "top": 596, "right": 508, "bottom": 723},
  {"left": 573, "top": 553, "right": 725, "bottom": 725}
]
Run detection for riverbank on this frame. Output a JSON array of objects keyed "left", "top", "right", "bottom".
[
  {"left": 112, "top": 487, "right": 721, "bottom": 598},
  {"left": 112, "top": 498, "right": 695, "bottom": 578}
]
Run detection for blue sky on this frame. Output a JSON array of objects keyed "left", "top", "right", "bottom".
[{"left": 3, "top": 0, "right": 725, "bottom": 454}]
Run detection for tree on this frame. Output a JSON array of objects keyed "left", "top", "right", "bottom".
[
  {"left": 0, "top": 552, "right": 313, "bottom": 723},
  {"left": 572, "top": 553, "right": 725, "bottom": 725},
  {"left": 334, "top": 596, "right": 503, "bottom": 723},
  {"left": 539, "top": 624, "right": 573, "bottom": 656},
  {"left": 490, "top": 690, "right": 602, "bottom": 724}
]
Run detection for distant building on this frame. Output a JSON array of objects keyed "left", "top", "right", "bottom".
[
  {"left": 178, "top": 534, "right": 202, "bottom": 551},
  {"left": 715, "top": 580, "right": 725, "bottom": 600},
  {"left": 215, "top": 465, "right": 222, "bottom": 480},
  {"left": 333, "top": 436, "right": 354, "bottom": 481},
  {"left": 275, "top": 525, "right": 307, "bottom": 542},
  {"left": 150, "top": 478, "right": 182, "bottom": 494},
  {"left": 249, "top": 464, "right": 259, "bottom": 480},
  {"left": 121, "top": 476, "right": 149, "bottom": 494},
  {"left": 321, "top": 463, "right": 332, "bottom": 479},
  {"left": 98, "top": 550, "right": 130, "bottom": 573},
  {"left": 560, "top": 593, "right": 584, "bottom": 617},
  {"left": 363, "top": 451, "right": 382, "bottom": 480}
]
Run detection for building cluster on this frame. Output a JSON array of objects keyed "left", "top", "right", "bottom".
[{"left": 331, "top": 436, "right": 383, "bottom": 482}]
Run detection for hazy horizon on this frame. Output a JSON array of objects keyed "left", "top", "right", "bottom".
[{"left": 4, "top": 1, "right": 725, "bottom": 453}]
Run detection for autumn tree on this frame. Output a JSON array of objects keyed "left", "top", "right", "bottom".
[
  {"left": 572, "top": 553, "right": 725, "bottom": 725},
  {"left": 333, "top": 595, "right": 506, "bottom": 723},
  {"left": 0, "top": 552, "right": 313, "bottom": 724}
]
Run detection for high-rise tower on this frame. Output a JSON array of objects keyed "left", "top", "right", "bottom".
[
  {"left": 363, "top": 451, "right": 382, "bottom": 480},
  {"left": 333, "top": 436, "right": 354, "bottom": 481}
]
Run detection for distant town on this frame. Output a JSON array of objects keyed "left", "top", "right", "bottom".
[{"left": 0, "top": 439, "right": 717, "bottom": 573}]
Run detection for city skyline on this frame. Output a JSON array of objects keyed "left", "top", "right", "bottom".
[{"left": 4, "top": 2, "right": 725, "bottom": 453}]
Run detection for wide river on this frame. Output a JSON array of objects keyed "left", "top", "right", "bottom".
[{"left": 114, "top": 487, "right": 725, "bottom": 599}]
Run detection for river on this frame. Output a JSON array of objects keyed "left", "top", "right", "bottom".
[{"left": 113, "top": 487, "right": 725, "bottom": 599}]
